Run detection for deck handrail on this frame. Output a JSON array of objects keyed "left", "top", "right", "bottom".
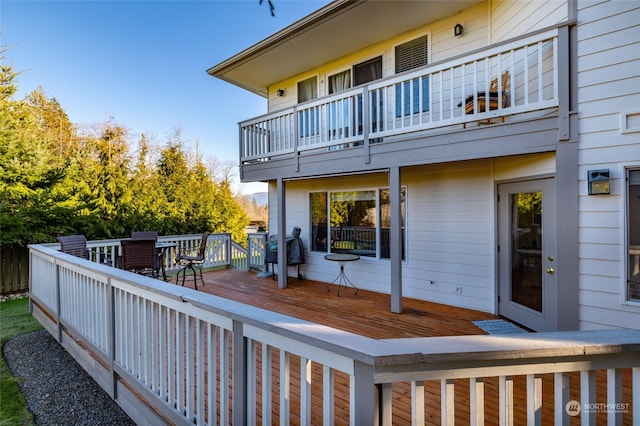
[
  {"left": 239, "top": 27, "right": 561, "bottom": 163},
  {"left": 28, "top": 241, "right": 640, "bottom": 425}
]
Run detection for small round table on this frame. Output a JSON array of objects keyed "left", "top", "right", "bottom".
[{"left": 324, "top": 253, "right": 360, "bottom": 296}]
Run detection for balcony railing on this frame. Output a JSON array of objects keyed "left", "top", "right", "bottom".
[
  {"left": 240, "top": 28, "right": 560, "bottom": 163},
  {"left": 29, "top": 236, "right": 640, "bottom": 425}
]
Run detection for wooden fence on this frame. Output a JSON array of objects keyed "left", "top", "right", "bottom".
[{"left": 0, "top": 245, "right": 29, "bottom": 294}]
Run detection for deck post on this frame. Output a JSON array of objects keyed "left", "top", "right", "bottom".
[
  {"left": 232, "top": 320, "right": 247, "bottom": 425},
  {"left": 389, "top": 166, "right": 402, "bottom": 313},
  {"left": 351, "top": 360, "right": 377, "bottom": 426},
  {"left": 277, "top": 178, "right": 288, "bottom": 288}
]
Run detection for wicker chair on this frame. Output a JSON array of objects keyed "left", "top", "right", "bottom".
[
  {"left": 120, "top": 239, "right": 159, "bottom": 278},
  {"left": 58, "top": 234, "right": 112, "bottom": 265},
  {"left": 58, "top": 235, "right": 89, "bottom": 259},
  {"left": 175, "top": 232, "right": 211, "bottom": 290},
  {"left": 131, "top": 231, "right": 158, "bottom": 241}
]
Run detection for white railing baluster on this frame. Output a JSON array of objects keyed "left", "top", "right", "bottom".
[
  {"left": 411, "top": 380, "right": 425, "bottom": 425},
  {"left": 262, "top": 343, "right": 273, "bottom": 426},
  {"left": 470, "top": 377, "right": 485, "bottom": 426},
  {"left": 499, "top": 375, "right": 514, "bottom": 426},
  {"left": 300, "top": 357, "right": 312, "bottom": 426},
  {"left": 323, "top": 365, "right": 334, "bottom": 426},
  {"left": 526, "top": 374, "right": 542, "bottom": 426},
  {"left": 580, "top": 370, "right": 596, "bottom": 425},
  {"left": 220, "top": 328, "right": 230, "bottom": 425},
  {"left": 208, "top": 323, "right": 217, "bottom": 426},
  {"left": 442, "top": 378, "right": 455, "bottom": 425},
  {"left": 607, "top": 368, "right": 622, "bottom": 425},
  {"left": 553, "top": 372, "right": 569, "bottom": 424},
  {"left": 280, "top": 351, "right": 291, "bottom": 426}
]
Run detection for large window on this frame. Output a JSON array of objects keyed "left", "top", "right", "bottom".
[
  {"left": 628, "top": 169, "right": 640, "bottom": 301},
  {"left": 310, "top": 188, "right": 405, "bottom": 259}
]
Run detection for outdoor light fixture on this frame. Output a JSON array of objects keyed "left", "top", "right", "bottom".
[
  {"left": 276, "top": 89, "right": 285, "bottom": 97},
  {"left": 454, "top": 24, "right": 464, "bottom": 37},
  {"left": 588, "top": 169, "right": 611, "bottom": 195}
]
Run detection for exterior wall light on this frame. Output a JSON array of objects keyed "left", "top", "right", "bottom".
[
  {"left": 454, "top": 24, "right": 464, "bottom": 37},
  {"left": 276, "top": 89, "right": 285, "bottom": 97},
  {"left": 588, "top": 169, "right": 611, "bottom": 195}
]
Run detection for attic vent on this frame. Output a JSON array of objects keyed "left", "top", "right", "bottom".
[
  {"left": 621, "top": 111, "right": 640, "bottom": 133},
  {"left": 395, "top": 35, "right": 428, "bottom": 73}
]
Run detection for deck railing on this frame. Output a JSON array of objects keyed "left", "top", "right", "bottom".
[
  {"left": 29, "top": 238, "right": 640, "bottom": 425},
  {"left": 240, "top": 27, "right": 560, "bottom": 163},
  {"left": 79, "top": 232, "right": 268, "bottom": 274}
]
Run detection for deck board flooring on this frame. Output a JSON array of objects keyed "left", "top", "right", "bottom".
[{"left": 174, "top": 268, "right": 632, "bottom": 425}]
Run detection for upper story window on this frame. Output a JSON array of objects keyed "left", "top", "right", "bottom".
[
  {"left": 628, "top": 169, "right": 640, "bottom": 302},
  {"left": 395, "top": 35, "right": 429, "bottom": 116},
  {"left": 395, "top": 35, "right": 428, "bottom": 73},
  {"left": 328, "top": 70, "right": 351, "bottom": 94},
  {"left": 297, "top": 76, "right": 318, "bottom": 103},
  {"left": 353, "top": 56, "right": 382, "bottom": 86}
]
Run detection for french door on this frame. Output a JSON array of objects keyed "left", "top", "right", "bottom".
[{"left": 498, "top": 179, "right": 557, "bottom": 331}]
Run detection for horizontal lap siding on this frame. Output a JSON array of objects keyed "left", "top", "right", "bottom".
[
  {"left": 491, "top": 0, "right": 568, "bottom": 42},
  {"left": 576, "top": 0, "right": 640, "bottom": 329},
  {"left": 403, "top": 163, "right": 495, "bottom": 312}
]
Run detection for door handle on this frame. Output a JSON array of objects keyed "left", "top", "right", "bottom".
[{"left": 546, "top": 268, "right": 555, "bottom": 274}]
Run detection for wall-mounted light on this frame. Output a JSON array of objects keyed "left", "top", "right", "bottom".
[
  {"left": 588, "top": 169, "right": 611, "bottom": 195},
  {"left": 454, "top": 23, "right": 464, "bottom": 37},
  {"left": 276, "top": 89, "right": 285, "bottom": 97}
]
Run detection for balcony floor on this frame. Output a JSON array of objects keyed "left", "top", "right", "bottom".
[{"left": 184, "top": 267, "right": 500, "bottom": 339}]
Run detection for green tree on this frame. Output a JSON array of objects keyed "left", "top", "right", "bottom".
[{"left": 0, "top": 59, "right": 69, "bottom": 245}]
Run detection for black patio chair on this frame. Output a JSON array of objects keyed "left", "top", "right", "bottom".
[
  {"left": 175, "top": 232, "right": 211, "bottom": 290},
  {"left": 120, "top": 239, "right": 159, "bottom": 278},
  {"left": 58, "top": 234, "right": 113, "bottom": 265}
]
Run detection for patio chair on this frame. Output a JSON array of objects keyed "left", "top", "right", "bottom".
[
  {"left": 131, "top": 230, "right": 158, "bottom": 241},
  {"left": 58, "top": 234, "right": 113, "bottom": 265},
  {"left": 175, "top": 231, "right": 211, "bottom": 290},
  {"left": 460, "top": 70, "right": 510, "bottom": 127},
  {"left": 120, "top": 238, "right": 159, "bottom": 278},
  {"left": 58, "top": 235, "right": 89, "bottom": 259}
]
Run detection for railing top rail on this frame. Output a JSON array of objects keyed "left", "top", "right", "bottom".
[{"left": 374, "top": 329, "right": 640, "bottom": 365}]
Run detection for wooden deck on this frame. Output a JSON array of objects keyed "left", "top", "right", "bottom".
[
  {"left": 186, "top": 268, "right": 500, "bottom": 339},
  {"left": 173, "top": 268, "right": 634, "bottom": 425}
]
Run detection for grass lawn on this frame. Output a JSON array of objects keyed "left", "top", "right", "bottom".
[{"left": 0, "top": 297, "right": 43, "bottom": 426}]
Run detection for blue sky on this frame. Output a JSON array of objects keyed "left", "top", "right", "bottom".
[{"left": 2, "top": 0, "right": 329, "bottom": 193}]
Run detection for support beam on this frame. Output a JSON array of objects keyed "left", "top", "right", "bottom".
[
  {"left": 277, "top": 178, "right": 288, "bottom": 289},
  {"left": 389, "top": 167, "right": 402, "bottom": 313}
]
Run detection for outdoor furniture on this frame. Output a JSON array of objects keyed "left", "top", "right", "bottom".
[
  {"left": 58, "top": 235, "right": 90, "bottom": 259},
  {"left": 460, "top": 70, "right": 510, "bottom": 127},
  {"left": 58, "top": 234, "right": 112, "bottom": 265},
  {"left": 120, "top": 238, "right": 159, "bottom": 278},
  {"left": 131, "top": 231, "right": 158, "bottom": 241},
  {"left": 264, "top": 227, "right": 305, "bottom": 281},
  {"left": 324, "top": 253, "right": 360, "bottom": 296},
  {"left": 155, "top": 241, "right": 177, "bottom": 282},
  {"left": 175, "top": 231, "right": 211, "bottom": 290}
]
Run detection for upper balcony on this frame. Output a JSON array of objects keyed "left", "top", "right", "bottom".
[{"left": 239, "top": 27, "right": 562, "bottom": 175}]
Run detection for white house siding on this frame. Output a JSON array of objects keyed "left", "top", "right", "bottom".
[
  {"left": 576, "top": 0, "right": 640, "bottom": 329},
  {"left": 267, "top": 153, "right": 555, "bottom": 314},
  {"left": 490, "top": 0, "right": 568, "bottom": 43},
  {"left": 266, "top": 3, "right": 493, "bottom": 109}
]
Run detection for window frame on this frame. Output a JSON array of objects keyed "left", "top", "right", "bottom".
[
  {"left": 626, "top": 167, "right": 640, "bottom": 303},
  {"left": 309, "top": 186, "right": 406, "bottom": 260}
]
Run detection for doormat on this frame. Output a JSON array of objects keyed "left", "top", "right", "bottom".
[{"left": 472, "top": 319, "right": 529, "bottom": 335}]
